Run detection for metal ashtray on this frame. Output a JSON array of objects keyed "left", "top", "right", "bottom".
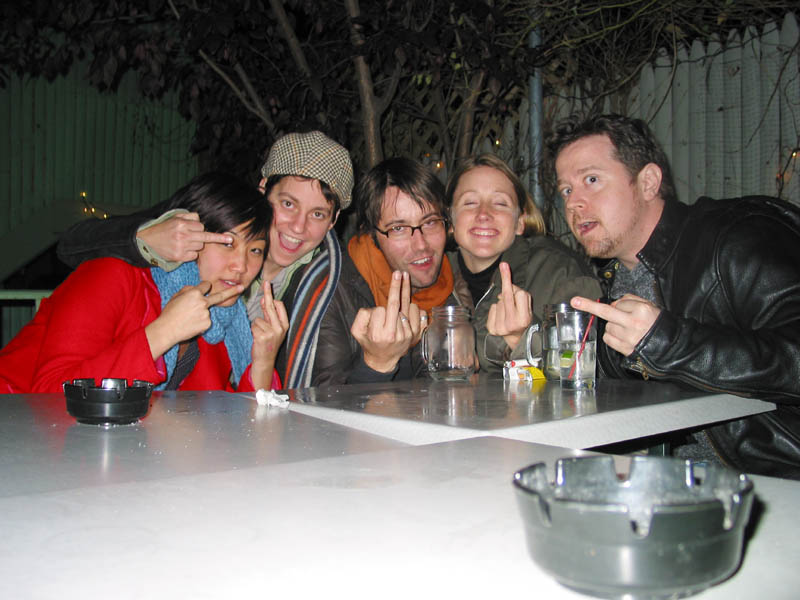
[
  {"left": 63, "top": 378, "right": 153, "bottom": 425},
  {"left": 513, "top": 456, "right": 754, "bottom": 599}
]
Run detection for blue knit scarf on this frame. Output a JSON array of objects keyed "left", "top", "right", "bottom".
[{"left": 150, "top": 261, "right": 252, "bottom": 390}]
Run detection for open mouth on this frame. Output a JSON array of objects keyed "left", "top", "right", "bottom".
[
  {"left": 278, "top": 232, "right": 304, "bottom": 252},
  {"left": 576, "top": 220, "right": 598, "bottom": 236},
  {"left": 469, "top": 228, "right": 498, "bottom": 238},
  {"left": 409, "top": 256, "right": 433, "bottom": 268}
]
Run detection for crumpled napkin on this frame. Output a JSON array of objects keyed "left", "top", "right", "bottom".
[{"left": 255, "top": 389, "right": 290, "bottom": 408}]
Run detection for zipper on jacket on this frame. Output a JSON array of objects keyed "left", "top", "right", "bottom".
[
  {"left": 474, "top": 283, "right": 495, "bottom": 311},
  {"left": 631, "top": 355, "right": 758, "bottom": 398},
  {"left": 634, "top": 357, "right": 650, "bottom": 380}
]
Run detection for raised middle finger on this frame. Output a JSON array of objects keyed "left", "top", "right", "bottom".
[
  {"left": 499, "top": 262, "right": 514, "bottom": 307},
  {"left": 399, "top": 271, "right": 412, "bottom": 318},
  {"left": 384, "top": 270, "right": 403, "bottom": 327},
  {"left": 406, "top": 303, "right": 421, "bottom": 337}
]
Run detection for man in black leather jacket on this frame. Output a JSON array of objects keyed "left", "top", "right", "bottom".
[{"left": 549, "top": 114, "right": 800, "bottom": 479}]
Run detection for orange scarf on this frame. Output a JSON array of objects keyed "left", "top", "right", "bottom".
[{"left": 348, "top": 234, "right": 454, "bottom": 311}]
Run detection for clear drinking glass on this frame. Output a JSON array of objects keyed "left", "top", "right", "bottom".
[
  {"left": 421, "top": 306, "right": 475, "bottom": 381},
  {"left": 541, "top": 302, "right": 571, "bottom": 380},
  {"left": 555, "top": 308, "right": 597, "bottom": 390}
]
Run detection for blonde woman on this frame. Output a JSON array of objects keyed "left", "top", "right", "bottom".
[{"left": 445, "top": 154, "right": 601, "bottom": 375}]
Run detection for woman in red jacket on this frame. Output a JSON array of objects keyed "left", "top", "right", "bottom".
[{"left": 0, "top": 173, "right": 287, "bottom": 393}]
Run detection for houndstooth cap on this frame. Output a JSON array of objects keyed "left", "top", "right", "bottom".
[{"left": 261, "top": 131, "right": 354, "bottom": 210}]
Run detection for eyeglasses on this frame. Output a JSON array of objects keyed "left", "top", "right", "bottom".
[{"left": 374, "top": 218, "right": 447, "bottom": 240}]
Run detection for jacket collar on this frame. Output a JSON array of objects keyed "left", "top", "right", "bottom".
[
  {"left": 636, "top": 200, "right": 690, "bottom": 274},
  {"left": 599, "top": 200, "right": 690, "bottom": 286},
  {"left": 497, "top": 235, "right": 529, "bottom": 273}
]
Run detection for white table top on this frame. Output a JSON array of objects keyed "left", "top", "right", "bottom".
[
  {"left": 285, "top": 377, "right": 776, "bottom": 448},
  {"left": 0, "top": 391, "right": 407, "bottom": 497},
  {"left": 1, "top": 435, "right": 797, "bottom": 599}
]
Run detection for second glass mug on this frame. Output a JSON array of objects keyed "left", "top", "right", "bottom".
[
  {"left": 526, "top": 302, "right": 571, "bottom": 380},
  {"left": 420, "top": 306, "right": 475, "bottom": 381}
]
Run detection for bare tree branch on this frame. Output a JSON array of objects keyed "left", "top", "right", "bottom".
[
  {"left": 432, "top": 83, "right": 455, "bottom": 167},
  {"left": 168, "top": 0, "right": 274, "bottom": 130},
  {"left": 234, "top": 63, "right": 276, "bottom": 133},
  {"left": 345, "top": 0, "right": 383, "bottom": 167},
  {"left": 199, "top": 50, "right": 275, "bottom": 129},
  {"left": 268, "top": 0, "right": 322, "bottom": 101},
  {"left": 376, "top": 61, "right": 402, "bottom": 116},
  {"left": 455, "top": 68, "right": 487, "bottom": 160}
]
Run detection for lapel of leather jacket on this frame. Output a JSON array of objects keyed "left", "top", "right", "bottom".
[{"left": 634, "top": 200, "right": 691, "bottom": 309}]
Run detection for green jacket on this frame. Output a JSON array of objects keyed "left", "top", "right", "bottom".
[{"left": 449, "top": 235, "right": 602, "bottom": 376}]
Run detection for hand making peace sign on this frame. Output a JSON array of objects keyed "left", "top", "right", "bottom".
[{"left": 145, "top": 280, "right": 244, "bottom": 360}]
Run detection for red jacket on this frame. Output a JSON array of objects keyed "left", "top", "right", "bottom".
[{"left": 0, "top": 258, "right": 280, "bottom": 393}]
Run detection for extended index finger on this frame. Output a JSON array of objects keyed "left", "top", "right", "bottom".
[
  {"left": 570, "top": 296, "right": 623, "bottom": 324},
  {"left": 195, "top": 280, "right": 212, "bottom": 296},
  {"left": 205, "top": 283, "right": 243, "bottom": 307},
  {"left": 199, "top": 231, "right": 234, "bottom": 245}
]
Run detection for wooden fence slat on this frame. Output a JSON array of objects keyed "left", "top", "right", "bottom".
[
  {"left": 672, "top": 44, "right": 691, "bottom": 205},
  {"left": 688, "top": 39, "right": 707, "bottom": 201},
  {"left": 778, "top": 13, "right": 800, "bottom": 204},
  {"left": 740, "top": 26, "right": 762, "bottom": 196},
  {"left": 722, "top": 29, "right": 743, "bottom": 197},
  {"left": 705, "top": 36, "right": 725, "bottom": 200}
]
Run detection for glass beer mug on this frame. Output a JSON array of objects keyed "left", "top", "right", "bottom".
[
  {"left": 420, "top": 306, "right": 475, "bottom": 381},
  {"left": 541, "top": 302, "right": 571, "bottom": 380}
]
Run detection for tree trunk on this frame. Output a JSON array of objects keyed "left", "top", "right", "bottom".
[
  {"left": 269, "top": 0, "right": 322, "bottom": 101},
  {"left": 344, "top": 0, "right": 383, "bottom": 168},
  {"left": 455, "top": 69, "right": 487, "bottom": 161}
]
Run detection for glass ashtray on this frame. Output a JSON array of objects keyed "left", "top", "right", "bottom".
[
  {"left": 63, "top": 378, "right": 153, "bottom": 425},
  {"left": 513, "top": 455, "right": 754, "bottom": 599}
]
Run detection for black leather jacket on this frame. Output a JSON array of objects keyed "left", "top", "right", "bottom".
[{"left": 599, "top": 195, "right": 800, "bottom": 479}]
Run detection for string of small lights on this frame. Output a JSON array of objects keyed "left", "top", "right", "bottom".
[{"left": 79, "top": 191, "right": 109, "bottom": 220}]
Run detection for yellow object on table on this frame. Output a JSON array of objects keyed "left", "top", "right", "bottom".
[{"left": 503, "top": 359, "right": 546, "bottom": 381}]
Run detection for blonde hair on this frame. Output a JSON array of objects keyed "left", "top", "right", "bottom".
[{"left": 445, "top": 154, "right": 546, "bottom": 236}]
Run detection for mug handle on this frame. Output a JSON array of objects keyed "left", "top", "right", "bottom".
[
  {"left": 524, "top": 322, "right": 541, "bottom": 364},
  {"left": 420, "top": 328, "right": 429, "bottom": 364}
]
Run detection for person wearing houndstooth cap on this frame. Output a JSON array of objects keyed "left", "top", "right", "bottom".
[
  {"left": 257, "top": 131, "right": 353, "bottom": 284},
  {"left": 249, "top": 130, "right": 353, "bottom": 387},
  {"left": 55, "top": 130, "right": 354, "bottom": 389},
  {"left": 261, "top": 131, "right": 353, "bottom": 209}
]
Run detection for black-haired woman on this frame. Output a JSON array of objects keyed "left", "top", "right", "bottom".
[{"left": 0, "top": 172, "right": 286, "bottom": 393}]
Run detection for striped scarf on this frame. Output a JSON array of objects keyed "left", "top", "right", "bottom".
[{"left": 283, "top": 230, "right": 342, "bottom": 389}]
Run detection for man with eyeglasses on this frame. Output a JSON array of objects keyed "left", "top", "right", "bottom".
[{"left": 312, "top": 157, "right": 471, "bottom": 385}]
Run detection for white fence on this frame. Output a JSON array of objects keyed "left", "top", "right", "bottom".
[
  {"left": 553, "top": 12, "right": 800, "bottom": 208},
  {"left": 630, "top": 13, "right": 800, "bottom": 207}
]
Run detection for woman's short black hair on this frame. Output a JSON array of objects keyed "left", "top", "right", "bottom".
[{"left": 165, "top": 172, "right": 270, "bottom": 240}]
